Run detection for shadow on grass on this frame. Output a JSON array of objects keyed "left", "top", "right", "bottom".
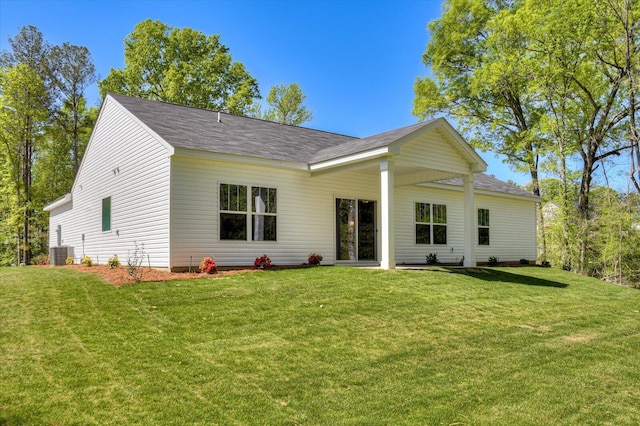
[{"left": 447, "top": 267, "right": 569, "bottom": 288}]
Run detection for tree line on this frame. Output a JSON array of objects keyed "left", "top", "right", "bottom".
[
  {"left": 414, "top": 0, "right": 640, "bottom": 286},
  {"left": 0, "top": 19, "right": 312, "bottom": 266}
]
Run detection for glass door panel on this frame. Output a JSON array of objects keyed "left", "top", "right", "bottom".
[
  {"left": 358, "top": 200, "right": 376, "bottom": 261},
  {"left": 336, "top": 198, "right": 356, "bottom": 261}
]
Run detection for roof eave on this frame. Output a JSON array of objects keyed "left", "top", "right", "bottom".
[
  {"left": 43, "top": 193, "right": 72, "bottom": 212},
  {"left": 309, "top": 146, "right": 397, "bottom": 173},
  {"left": 418, "top": 181, "right": 541, "bottom": 202}
]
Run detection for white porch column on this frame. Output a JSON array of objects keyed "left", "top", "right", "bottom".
[
  {"left": 380, "top": 159, "right": 396, "bottom": 269},
  {"left": 463, "top": 174, "right": 477, "bottom": 267}
]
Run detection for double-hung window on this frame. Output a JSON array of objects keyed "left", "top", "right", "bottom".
[
  {"left": 252, "top": 187, "right": 277, "bottom": 241},
  {"left": 415, "top": 202, "right": 447, "bottom": 245},
  {"left": 220, "top": 184, "right": 248, "bottom": 240},
  {"left": 478, "top": 208, "right": 490, "bottom": 245},
  {"left": 220, "top": 183, "right": 277, "bottom": 241}
]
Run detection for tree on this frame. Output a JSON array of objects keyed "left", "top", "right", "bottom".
[
  {"left": 413, "top": 0, "right": 550, "bottom": 258},
  {"left": 48, "top": 43, "right": 97, "bottom": 175},
  {"left": 0, "top": 25, "right": 51, "bottom": 80},
  {"left": 261, "top": 83, "right": 313, "bottom": 125},
  {"left": 0, "top": 64, "right": 49, "bottom": 265},
  {"left": 0, "top": 25, "right": 97, "bottom": 265},
  {"left": 99, "top": 19, "right": 260, "bottom": 115}
]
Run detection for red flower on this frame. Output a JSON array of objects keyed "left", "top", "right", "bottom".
[
  {"left": 253, "top": 254, "right": 272, "bottom": 269},
  {"left": 199, "top": 257, "right": 218, "bottom": 274}
]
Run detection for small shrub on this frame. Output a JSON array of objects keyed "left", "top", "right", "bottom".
[
  {"left": 488, "top": 256, "right": 499, "bottom": 266},
  {"left": 562, "top": 261, "right": 572, "bottom": 271},
  {"left": 458, "top": 256, "right": 464, "bottom": 266},
  {"left": 107, "top": 254, "right": 121, "bottom": 268},
  {"left": 426, "top": 253, "right": 439, "bottom": 265},
  {"left": 31, "top": 254, "right": 49, "bottom": 265},
  {"left": 520, "top": 258, "right": 530, "bottom": 265},
  {"left": 65, "top": 256, "right": 75, "bottom": 265},
  {"left": 541, "top": 260, "right": 551, "bottom": 267},
  {"left": 308, "top": 253, "right": 323, "bottom": 266},
  {"left": 81, "top": 256, "right": 93, "bottom": 267},
  {"left": 254, "top": 254, "right": 272, "bottom": 269},
  {"left": 199, "top": 256, "right": 218, "bottom": 274},
  {"left": 127, "top": 241, "right": 145, "bottom": 283}
]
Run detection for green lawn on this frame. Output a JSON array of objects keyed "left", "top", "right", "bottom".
[{"left": 1, "top": 266, "right": 639, "bottom": 425}]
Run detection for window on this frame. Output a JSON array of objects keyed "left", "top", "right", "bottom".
[
  {"left": 252, "top": 187, "right": 277, "bottom": 241},
  {"left": 219, "top": 183, "right": 277, "bottom": 241},
  {"left": 220, "top": 184, "right": 247, "bottom": 240},
  {"left": 478, "top": 208, "right": 490, "bottom": 245},
  {"left": 415, "top": 202, "right": 447, "bottom": 245},
  {"left": 102, "top": 197, "right": 111, "bottom": 232}
]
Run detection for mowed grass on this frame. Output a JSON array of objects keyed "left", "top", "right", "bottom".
[{"left": 1, "top": 266, "right": 639, "bottom": 425}]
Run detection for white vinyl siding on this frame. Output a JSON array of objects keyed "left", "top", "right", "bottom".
[
  {"left": 396, "top": 186, "right": 464, "bottom": 264},
  {"left": 47, "top": 97, "right": 172, "bottom": 266},
  {"left": 170, "top": 155, "right": 380, "bottom": 267},
  {"left": 396, "top": 129, "right": 471, "bottom": 176},
  {"left": 396, "top": 186, "right": 537, "bottom": 264},
  {"left": 474, "top": 195, "right": 537, "bottom": 263}
]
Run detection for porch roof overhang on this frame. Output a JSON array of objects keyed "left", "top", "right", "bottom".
[
  {"left": 308, "top": 117, "right": 487, "bottom": 184},
  {"left": 43, "top": 193, "right": 72, "bottom": 212}
]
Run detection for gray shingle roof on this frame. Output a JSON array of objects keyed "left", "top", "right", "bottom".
[
  {"left": 311, "top": 121, "right": 433, "bottom": 162},
  {"left": 109, "top": 94, "right": 538, "bottom": 200},
  {"left": 110, "top": 93, "right": 357, "bottom": 163},
  {"left": 435, "top": 173, "right": 539, "bottom": 199},
  {"left": 110, "top": 93, "right": 440, "bottom": 164}
]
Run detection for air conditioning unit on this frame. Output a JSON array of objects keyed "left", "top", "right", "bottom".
[{"left": 50, "top": 246, "right": 74, "bottom": 266}]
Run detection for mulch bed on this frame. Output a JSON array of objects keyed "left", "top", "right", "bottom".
[
  {"left": 51, "top": 264, "right": 260, "bottom": 286},
  {"left": 49, "top": 263, "right": 314, "bottom": 286}
]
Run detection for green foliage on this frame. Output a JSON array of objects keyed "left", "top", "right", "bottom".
[
  {"left": 2, "top": 266, "right": 640, "bottom": 424},
  {"left": 488, "top": 256, "right": 498, "bottom": 266},
  {"left": 260, "top": 83, "right": 313, "bottom": 126},
  {"left": 65, "top": 256, "right": 74, "bottom": 265},
  {"left": 414, "top": 0, "right": 547, "bottom": 181},
  {"left": 0, "top": 25, "right": 97, "bottom": 266},
  {"left": 81, "top": 255, "right": 93, "bottom": 267},
  {"left": 543, "top": 179, "right": 640, "bottom": 286},
  {"left": 98, "top": 19, "right": 260, "bottom": 115},
  {"left": 425, "top": 253, "right": 439, "bottom": 265},
  {"left": 0, "top": 63, "right": 51, "bottom": 265}
]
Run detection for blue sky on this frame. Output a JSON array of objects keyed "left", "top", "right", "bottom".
[{"left": 0, "top": 0, "right": 527, "bottom": 185}]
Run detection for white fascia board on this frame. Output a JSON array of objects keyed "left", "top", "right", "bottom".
[
  {"left": 43, "top": 193, "right": 72, "bottom": 212},
  {"left": 417, "top": 181, "right": 541, "bottom": 202},
  {"left": 309, "top": 147, "right": 395, "bottom": 172},
  {"left": 174, "top": 147, "right": 309, "bottom": 171}
]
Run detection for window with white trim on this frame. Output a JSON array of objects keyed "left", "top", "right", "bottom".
[
  {"left": 219, "top": 183, "right": 277, "bottom": 241},
  {"left": 415, "top": 202, "right": 447, "bottom": 245},
  {"left": 252, "top": 186, "right": 277, "bottom": 241},
  {"left": 220, "top": 184, "right": 247, "bottom": 240},
  {"left": 478, "top": 208, "right": 490, "bottom": 245}
]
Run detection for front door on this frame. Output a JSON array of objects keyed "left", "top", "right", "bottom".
[{"left": 336, "top": 198, "right": 377, "bottom": 261}]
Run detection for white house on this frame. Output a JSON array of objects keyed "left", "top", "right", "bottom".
[{"left": 44, "top": 94, "right": 539, "bottom": 270}]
